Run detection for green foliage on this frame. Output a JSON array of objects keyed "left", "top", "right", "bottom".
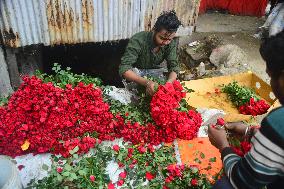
[
  {"left": 28, "top": 143, "right": 212, "bottom": 189},
  {"left": 222, "top": 81, "right": 260, "bottom": 107},
  {"left": 166, "top": 166, "right": 211, "bottom": 189},
  {"left": 106, "top": 93, "right": 153, "bottom": 125},
  {"left": 181, "top": 82, "right": 195, "bottom": 93},
  {"left": 28, "top": 145, "right": 112, "bottom": 189},
  {"left": 113, "top": 143, "right": 177, "bottom": 188},
  {"left": 35, "top": 63, "right": 102, "bottom": 89},
  {"left": 0, "top": 96, "right": 9, "bottom": 106}
]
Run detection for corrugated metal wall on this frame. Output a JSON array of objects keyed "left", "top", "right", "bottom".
[{"left": 0, "top": 0, "right": 200, "bottom": 48}]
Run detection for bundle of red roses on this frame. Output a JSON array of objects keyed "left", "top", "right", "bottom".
[
  {"left": 238, "top": 98, "right": 270, "bottom": 116},
  {"left": 222, "top": 82, "right": 270, "bottom": 116},
  {"left": 151, "top": 81, "right": 202, "bottom": 142},
  {"left": 231, "top": 141, "right": 252, "bottom": 157}
]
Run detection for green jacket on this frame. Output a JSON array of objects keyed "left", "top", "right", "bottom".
[{"left": 119, "top": 31, "right": 180, "bottom": 76}]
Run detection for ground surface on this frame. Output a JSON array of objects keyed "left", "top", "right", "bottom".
[{"left": 179, "top": 12, "right": 269, "bottom": 83}]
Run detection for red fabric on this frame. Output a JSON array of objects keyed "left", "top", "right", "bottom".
[{"left": 199, "top": 0, "right": 268, "bottom": 17}]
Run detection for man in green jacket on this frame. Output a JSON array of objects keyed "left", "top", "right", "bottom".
[{"left": 119, "top": 10, "right": 181, "bottom": 96}]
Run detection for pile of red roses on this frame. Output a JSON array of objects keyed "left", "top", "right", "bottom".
[
  {"left": 0, "top": 76, "right": 114, "bottom": 157},
  {"left": 151, "top": 81, "right": 202, "bottom": 142},
  {"left": 0, "top": 76, "right": 202, "bottom": 157},
  {"left": 239, "top": 98, "right": 270, "bottom": 116},
  {"left": 113, "top": 117, "right": 164, "bottom": 145}
]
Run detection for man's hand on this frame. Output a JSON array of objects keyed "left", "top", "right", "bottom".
[
  {"left": 208, "top": 125, "right": 230, "bottom": 152},
  {"left": 225, "top": 122, "right": 248, "bottom": 137},
  {"left": 146, "top": 80, "right": 158, "bottom": 96},
  {"left": 167, "top": 71, "right": 177, "bottom": 83}
]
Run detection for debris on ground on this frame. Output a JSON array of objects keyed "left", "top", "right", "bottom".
[
  {"left": 179, "top": 35, "right": 250, "bottom": 80},
  {"left": 179, "top": 34, "right": 222, "bottom": 69}
]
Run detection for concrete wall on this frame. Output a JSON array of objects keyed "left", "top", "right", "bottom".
[{"left": 0, "top": 47, "right": 13, "bottom": 97}]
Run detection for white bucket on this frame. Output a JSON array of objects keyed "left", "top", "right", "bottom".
[{"left": 0, "top": 156, "right": 23, "bottom": 189}]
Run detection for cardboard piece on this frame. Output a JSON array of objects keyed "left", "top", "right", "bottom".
[
  {"left": 183, "top": 72, "right": 280, "bottom": 122},
  {"left": 177, "top": 138, "right": 222, "bottom": 181}
]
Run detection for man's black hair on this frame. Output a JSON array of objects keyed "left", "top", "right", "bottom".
[
  {"left": 153, "top": 10, "right": 182, "bottom": 32},
  {"left": 260, "top": 30, "right": 284, "bottom": 77}
]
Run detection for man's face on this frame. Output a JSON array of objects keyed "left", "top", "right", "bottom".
[
  {"left": 153, "top": 29, "right": 176, "bottom": 47},
  {"left": 266, "top": 68, "right": 284, "bottom": 104}
]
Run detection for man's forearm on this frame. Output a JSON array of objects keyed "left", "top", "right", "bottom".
[
  {"left": 167, "top": 71, "right": 177, "bottom": 82},
  {"left": 122, "top": 70, "right": 148, "bottom": 86}
]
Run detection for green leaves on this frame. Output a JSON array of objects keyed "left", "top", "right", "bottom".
[
  {"left": 209, "top": 157, "right": 216, "bottom": 162},
  {"left": 69, "top": 146, "right": 79, "bottom": 155},
  {"left": 222, "top": 81, "right": 260, "bottom": 107},
  {"left": 35, "top": 63, "right": 102, "bottom": 89},
  {"left": 194, "top": 158, "right": 202, "bottom": 164},
  {"left": 200, "top": 152, "right": 205, "bottom": 159},
  {"left": 78, "top": 170, "right": 86, "bottom": 176},
  {"left": 106, "top": 92, "right": 153, "bottom": 125},
  {"left": 29, "top": 144, "right": 112, "bottom": 189},
  {"left": 70, "top": 172, "right": 77, "bottom": 180},
  {"left": 30, "top": 143, "right": 213, "bottom": 189},
  {"left": 188, "top": 143, "right": 194, "bottom": 148},
  {"left": 64, "top": 164, "right": 72, "bottom": 171},
  {"left": 42, "top": 164, "right": 49, "bottom": 171},
  {"left": 0, "top": 96, "right": 9, "bottom": 106}
]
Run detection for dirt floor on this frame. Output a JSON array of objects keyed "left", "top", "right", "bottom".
[{"left": 179, "top": 12, "right": 269, "bottom": 83}]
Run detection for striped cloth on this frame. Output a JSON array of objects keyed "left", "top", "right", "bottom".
[{"left": 221, "top": 107, "right": 284, "bottom": 189}]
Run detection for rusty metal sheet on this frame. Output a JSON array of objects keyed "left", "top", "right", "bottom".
[{"left": 0, "top": 0, "right": 200, "bottom": 47}]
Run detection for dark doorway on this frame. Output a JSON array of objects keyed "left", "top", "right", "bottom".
[{"left": 42, "top": 40, "right": 129, "bottom": 87}]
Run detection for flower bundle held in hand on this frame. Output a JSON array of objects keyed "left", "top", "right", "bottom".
[
  {"left": 151, "top": 81, "right": 202, "bottom": 142},
  {"left": 230, "top": 141, "right": 252, "bottom": 157},
  {"left": 222, "top": 81, "right": 270, "bottom": 116}
]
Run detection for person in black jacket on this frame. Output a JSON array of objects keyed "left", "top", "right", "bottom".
[{"left": 209, "top": 30, "right": 284, "bottom": 189}]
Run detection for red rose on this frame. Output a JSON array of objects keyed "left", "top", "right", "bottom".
[
  {"left": 89, "top": 175, "right": 95, "bottom": 182},
  {"left": 138, "top": 145, "right": 146, "bottom": 154},
  {"left": 167, "top": 164, "right": 175, "bottom": 172},
  {"left": 56, "top": 167, "right": 63, "bottom": 173},
  {"left": 119, "top": 171, "right": 127, "bottom": 179},
  {"left": 112, "top": 145, "right": 120, "bottom": 152},
  {"left": 191, "top": 178, "right": 198, "bottom": 186},
  {"left": 232, "top": 146, "right": 244, "bottom": 157},
  {"left": 165, "top": 177, "right": 172, "bottom": 183},
  {"left": 148, "top": 145, "right": 155, "bottom": 153},
  {"left": 132, "top": 159, "right": 138, "bottom": 164},
  {"left": 18, "top": 165, "right": 25, "bottom": 171},
  {"left": 108, "top": 182, "right": 115, "bottom": 189},
  {"left": 145, "top": 172, "right": 155, "bottom": 180},
  {"left": 117, "top": 179, "right": 124, "bottom": 186},
  {"left": 118, "top": 162, "right": 124, "bottom": 168},
  {"left": 241, "top": 141, "right": 251, "bottom": 154},
  {"left": 216, "top": 118, "right": 225, "bottom": 126}
]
